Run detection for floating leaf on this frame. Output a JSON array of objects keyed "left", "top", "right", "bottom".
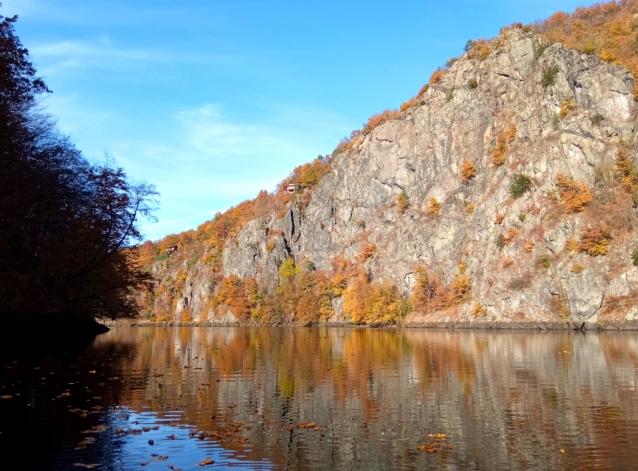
[{"left": 197, "top": 458, "right": 214, "bottom": 466}]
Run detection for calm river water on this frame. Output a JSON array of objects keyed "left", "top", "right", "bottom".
[{"left": 1, "top": 327, "right": 638, "bottom": 470}]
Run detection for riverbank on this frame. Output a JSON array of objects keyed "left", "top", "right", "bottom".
[{"left": 99, "top": 318, "right": 638, "bottom": 331}]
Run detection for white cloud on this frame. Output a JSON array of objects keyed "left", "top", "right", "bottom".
[{"left": 106, "top": 102, "right": 343, "bottom": 240}]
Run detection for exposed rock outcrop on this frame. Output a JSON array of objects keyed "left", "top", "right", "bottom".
[{"left": 149, "top": 30, "right": 638, "bottom": 329}]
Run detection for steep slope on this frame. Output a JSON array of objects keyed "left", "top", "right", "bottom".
[{"left": 138, "top": 12, "right": 638, "bottom": 329}]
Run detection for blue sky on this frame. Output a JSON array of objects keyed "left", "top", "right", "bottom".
[{"left": 4, "top": 0, "right": 596, "bottom": 241}]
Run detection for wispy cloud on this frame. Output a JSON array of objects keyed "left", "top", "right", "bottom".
[{"left": 109, "top": 102, "right": 345, "bottom": 240}]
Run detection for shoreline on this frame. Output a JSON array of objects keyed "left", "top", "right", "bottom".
[{"left": 100, "top": 318, "right": 638, "bottom": 331}]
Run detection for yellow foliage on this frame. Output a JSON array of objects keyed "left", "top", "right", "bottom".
[
  {"left": 467, "top": 39, "right": 492, "bottom": 60},
  {"left": 579, "top": 224, "right": 611, "bottom": 256},
  {"left": 279, "top": 257, "right": 300, "bottom": 278},
  {"left": 397, "top": 191, "right": 410, "bottom": 213},
  {"left": 466, "top": 204, "right": 474, "bottom": 214},
  {"left": 525, "top": 241, "right": 535, "bottom": 253},
  {"left": 460, "top": 160, "right": 476, "bottom": 182},
  {"left": 266, "top": 241, "right": 275, "bottom": 252},
  {"left": 564, "top": 238, "right": 579, "bottom": 252},
  {"left": 427, "top": 197, "right": 441, "bottom": 215},
  {"left": 558, "top": 99, "right": 576, "bottom": 118},
  {"left": 555, "top": 173, "right": 592, "bottom": 213},
  {"left": 343, "top": 271, "right": 409, "bottom": 324},
  {"left": 598, "top": 49, "right": 618, "bottom": 63},
  {"left": 502, "top": 257, "right": 515, "bottom": 268},
  {"left": 471, "top": 302, "right": 487, "bottom": 318},
  {"left": 493, "top": 214, "right": 505, "bottom": 225},
  {"left": 330, "top": 274, "right": 347, "bottom": 296}
]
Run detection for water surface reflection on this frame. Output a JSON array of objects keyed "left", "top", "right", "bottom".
[{"left": 1, "top": 327, "right": 638, "bottom": 470}]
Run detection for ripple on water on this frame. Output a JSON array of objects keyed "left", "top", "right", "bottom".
[{"left": 1, "top": 327, "right": 638, "bottom": 470}]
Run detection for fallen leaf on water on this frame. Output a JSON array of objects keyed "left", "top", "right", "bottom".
[
  {"left": 142, "top": 427, "right": 151, "bottom": 432},
  {"left": 228, "top": 404, "right": 236, "bottom": 408},
  {"left": 560, "top": 449, "right": 565, "bottom": 454},
  {"left": 61, "top": 392, "right": 70, "bottom": 397},
  {"left": 167, "top": 434, "right": 176, "bottom": 440},
  {"left": 197, "top": 458, "right": 214, "bottom": 466},
  {"left": 88, "top": 370, "right": 96, "bottom": 374},
  {"left": 82, "top": 425, "right": 106, "bottom": 434},
  {"left": 0, "top": 395, "right": 12, "bottom": 399},
  {"left": 73, "top": 464, "right": 100, "bottom": 469},
  {"left": 151, "top": 456, "right": 168, "bottom": 462},
  {"left": 148, "top": 440, "right": 154, "bottom": 445},
  {"left": 140, "top": 462, "right": 148, "bottom": 467}
]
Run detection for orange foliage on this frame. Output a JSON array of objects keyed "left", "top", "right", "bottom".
[
  {"left": 361, "top": 243, "right": 377, "bottom": 261},
  {"left": 214, "top": 276, "right": 257, "bottom": 321},
  {"left": 506, "top": 123, "right": 517, "bottom": 143},
  {"left": 460, "top": 160, "right": 476, "bottom": 183},
  {"left": 343, "top": 270, "right": 409, "bottom": 324},
  {"left": 615, "top": 148, "right": 638, "bottom": 193},
  {"left": 503, "top": 228, "right": 519, "bottom": 245},
  {"left": 570, "top": 264, "right": 585, "bottom": 273},
  {"left": 400, "top": 96, "right": 420, "bottom": 112},
  {"left": 555, "top": 173, "right": 593, "bottom": 213},
  {"left": 579, "top": 224, "right": 611, "bottom": 256},
  {"left": 334, "top": 130, "right": 364, "bottom": 155},
  {"left": 502, "top": 257, "right": 515, "bottom": 268},
  {"left": 489, "top": 132, "right": 508, "bottom": 167},
  {"left": 411, "top": 264, "right": 471, "bottom": 314},
  {"left": 536, "top": 0, "right": 638, "bottom": 100},
  {"left": 362, "top": 109, "right": 400, "bottom": 135},
  {"left": 429, "top": 69, "right": 445, "bottom": 85},
  {"left": 493, "top": 214, "right": 505, "bottom": 225},
  {"left": 467, "top": 39, "right": 492, "bottom": 60}
]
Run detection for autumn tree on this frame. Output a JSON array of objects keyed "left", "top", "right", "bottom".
[{"left": 0, "top": 14, "right": 157, "bottom": 322}]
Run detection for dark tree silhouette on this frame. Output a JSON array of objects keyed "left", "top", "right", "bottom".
[{"left": 0, "top": 14, "right": 157, "bottom": 322}]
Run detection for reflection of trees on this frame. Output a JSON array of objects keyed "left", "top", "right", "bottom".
[{"left": 92, "top": 328, "right": 638, "bottom": 470}]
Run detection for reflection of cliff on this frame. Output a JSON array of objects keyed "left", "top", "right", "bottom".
[{"left": 92, "top": 327, "right": 638, "bottom": 470}]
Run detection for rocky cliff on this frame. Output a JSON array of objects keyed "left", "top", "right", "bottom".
[{"left": 142, "top": 27, "right": 638, "bottom": 329}]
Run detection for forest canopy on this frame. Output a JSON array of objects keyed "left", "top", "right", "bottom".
[{"left": 0, "top": 14, "right": 157, "bottom": 320}]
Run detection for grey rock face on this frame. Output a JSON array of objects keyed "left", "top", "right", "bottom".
[{"left": 160, "top": 30, "right": 638, "bottom": 328}]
